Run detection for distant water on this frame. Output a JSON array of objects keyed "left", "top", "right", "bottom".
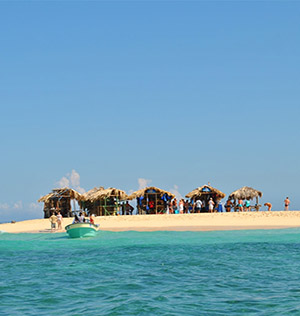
[{"left": 1, "top": 229, "right": 300, "bottom": 315}]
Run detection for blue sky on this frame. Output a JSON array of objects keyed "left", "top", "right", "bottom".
[{"left": 1, "top": 1, "right": 300, "bottom": 222}]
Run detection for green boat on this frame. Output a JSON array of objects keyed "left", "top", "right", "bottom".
[{"left": 65, "top": 222, "right": 98, "bottom": 238}]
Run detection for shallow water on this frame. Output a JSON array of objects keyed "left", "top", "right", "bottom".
[{"left": 1, "top": 229, "right": 300, "bottom": 315}]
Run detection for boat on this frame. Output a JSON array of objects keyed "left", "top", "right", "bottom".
[{"left": 65, "top": 222, "right": 98, "bottom": 238}]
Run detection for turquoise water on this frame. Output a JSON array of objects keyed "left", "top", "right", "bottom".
[{"left": 1, "top": 229, "right": 300, "bottom": 315}]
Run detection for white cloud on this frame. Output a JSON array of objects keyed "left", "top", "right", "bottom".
[
  {"left": 0, "top": 201, "right": 23, "bottom": 210},
  {"left": 0, "top": 201, "right": 43, "bottom": 223},
  {"left": 170, "top": 185, "right": 183, "bottom": 200},
  {"left": 70, "top": 169, "right": 80, "bottom": 187},
  {"left": 56, "top": 169, "right": 85, "bottom": 193},
  {"left": 29, "top": 202, "right": 40, "bottom": 210},
  {"left": 57, "top": 176, "right": 69, "bottom": 188},
  {"left": 138, "top": 178, "right": 152, "bottom": 190},
  {"left": 13, "top": 201, "right": 23, "bottom": 209},
  {"left": 0, "top": 203, "right": 10, "bottom": 210}
]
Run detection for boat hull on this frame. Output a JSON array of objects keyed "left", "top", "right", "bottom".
[{"left": 65, "top": 223, "right": 98, "bottom": 238}]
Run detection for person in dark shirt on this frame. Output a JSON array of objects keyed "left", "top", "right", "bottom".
[{"left": 125, "top": 201, "right": 134, "bottom": 215}]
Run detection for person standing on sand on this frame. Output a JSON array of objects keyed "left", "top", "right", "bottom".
[
  {"left": 56, "top": 212, "right": 63, "bottom": 230},
  {"left": 244, "top": 199, "right": 251, "bottom": 212},
  {"left": 179, "top": 199, "right": 184, "bottom": 214},
  {"left": 195, "top": 199, "right": 202, "bottom": 213},
  {"left": 284, "top": 197, "right": 290, "bottom": 211},
  {"left": 170, "top": 201, "right": 174, "bottom": 214},
  {"left": 225, "top": 199, "right": 232, "bottom": 212},
  {"left": 125, "top": 201, "right": 134, "bottom": 215},
  {"left": 264, "top": 203, "right": 272, "bottom": 211},
  {"left": 188, "top": 201, "right": 193, "bottom": 213},
  {"left": 208, "top": 198, "right": 215, "bottom": 213},
  {"left": 238, "top": 199, "right": 244, "bottom": 212},
  {"left": 184, "top": 200, "right": 189, "bottom": 214},
  {"left": 49, "top": 213, "right": 57, "bottom": 232},
  {"left": 121, "top": 202, "right": 126, "bottom": 215},
  {"left": 173, "top": 199, "right": 178, "bottom": 214},
  {"left": 202, "top": 199, "right": 206, "bottom": 211}
]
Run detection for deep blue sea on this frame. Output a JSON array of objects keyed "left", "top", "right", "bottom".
[{"left": 1, "top": 229, "right": 300, "bottom": 315}]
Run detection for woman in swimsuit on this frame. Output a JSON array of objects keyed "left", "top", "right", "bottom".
[
  {"left": 225, "top": 199, "right": 232, "bottom": 212},
  {"left": 244, "top": 199, "right": 251, "bottom": 212},
  {"left": 179, "top": 200, "right": 184, "bottom": 214},
  {"left": 208, "top": 198, "right": 215, "bottom": 213},
  {"left": 238, "top": 199, "right": 244, "bottom": 212},
  {"left": 56, "top": 212, "right": 63, "bottom": 230},
  {"left": 173, "top": 199, "right": 178, "bottom": 214}
]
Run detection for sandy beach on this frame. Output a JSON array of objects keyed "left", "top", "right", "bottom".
[{"left": 1, "top": 211, "right": 300, "bottom": 233}]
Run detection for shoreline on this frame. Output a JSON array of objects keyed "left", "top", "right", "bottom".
[
  {"left": 1, "top": 211, "right": 300, "bottom": 233},
  {"left": 100, "top": 225, "right": 298, "bottom": 232}
]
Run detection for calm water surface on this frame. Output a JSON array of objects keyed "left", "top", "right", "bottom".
[{"left": 1, "top": 229, "right": 300, "bottom": 315}]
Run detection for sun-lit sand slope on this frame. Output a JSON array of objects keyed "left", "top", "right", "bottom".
[{"left": 1, "top": 211, "right": 300, "bottom": 233}]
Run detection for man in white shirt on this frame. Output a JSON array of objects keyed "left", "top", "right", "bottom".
[{"left": 195, "top": 199, "right": 202, "bottom": 213}]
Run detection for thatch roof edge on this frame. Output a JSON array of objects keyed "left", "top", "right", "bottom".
[
  {"left": 80, "top": 187, "right": 128, "bottom": 202},
  {"left": 127, "top": 186, "right": 175, "bottom": 200},
  {"left": 185, "top": 185, "right": 226, "bottom": 199},
  {"left": 80, "top": 187, "right": 104, "bottom": 201},
  {"left": 38, "top": 187, "right": 82, "bottom": 203},
  {"left": 228, "top": 186, "right": 263, "bottom": 200}
]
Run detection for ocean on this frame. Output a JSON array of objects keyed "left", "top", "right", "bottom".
[{"left": 1, "top": 229, "right": 300, "bottom": 315}]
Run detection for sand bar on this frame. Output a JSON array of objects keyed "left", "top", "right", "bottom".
[{"left": 1, "top": 211, "right": 300, "bottom": 233}]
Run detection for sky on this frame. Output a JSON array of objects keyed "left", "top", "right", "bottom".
[{"left": 1, "top": 1, "right": 300, "bottom": 222}]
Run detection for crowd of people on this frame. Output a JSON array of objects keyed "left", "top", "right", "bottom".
[
  {"left": 119, "top": 197, "right": 291, "bottom": 215},
  {"left": 223, "top": 197, "right": 290, "bottom": 212},
  {"left": 48, "top": 197, "right": 292, "bottom": 230},
  {"left": 164, "top": 198, "right": 217, "bottom": 214}
]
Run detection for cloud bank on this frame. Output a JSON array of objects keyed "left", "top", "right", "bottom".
[
  {"left": 56, "top": 169, "right": 85, "bottom": 194},
  {"left": 138, "top": 178, "right": 152, "bottom": 190},
  {"left": 0, "top": 201, "right": 42, "bottom": 223}
]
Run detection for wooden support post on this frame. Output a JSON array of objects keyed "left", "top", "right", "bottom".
[{"left": 104, "top": 198, "right": 109, "bottom": 216}]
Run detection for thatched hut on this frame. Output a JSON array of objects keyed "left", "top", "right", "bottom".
[
  {"left": 80, "top": 187, "right": 104, "bottom": 202},
  {"left": 80, "top": 187, "right": 128, "bottom": 216},
  {"left": 38, "top": 187, "right": 82, "bottom": 218},
  {"left": 127, "top": 186, "right": 175, "bottom": 214},
  {"left": 79, "top": 187, "right": 104, "bottom": 215},
  {"left": 228, "top": 186, "right": 263, "bottom": 211},
  {"left": 185, "top": 185, "right": 226, "bottom": 212}
]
